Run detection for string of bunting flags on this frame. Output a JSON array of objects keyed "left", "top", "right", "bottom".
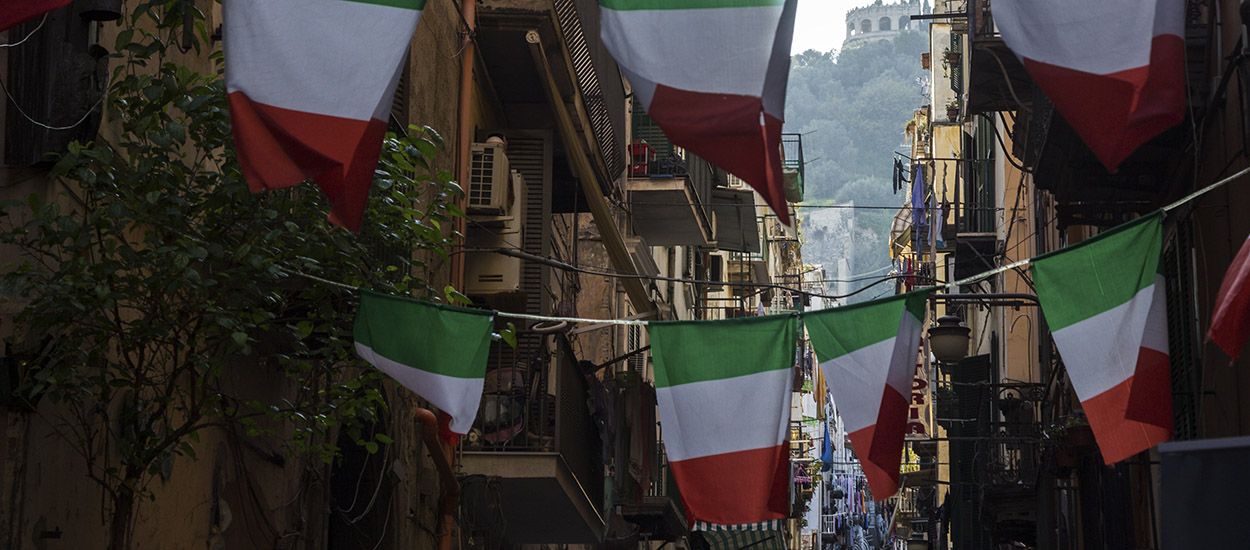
[{"left": 332, "top": 164, "right": 1250, "bottom": 528}]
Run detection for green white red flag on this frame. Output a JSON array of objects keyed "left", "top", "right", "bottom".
[
  {"left": 648, "top": 315, "right": 797, "bottom": 525},
  {"left": 353, "top": 291, "right": 494, "bottom": 434},
  {"left": 993, "top": 0, "right": 1185, "bottom": 172},
  {"left": 599, "top": 0, "right": 798, "bottom": 225},
  {"left": 1209, "top": 235, "right": 1250, "bottom": 358},
  {"left": 224, "top": 0, "right": 423, "bottom": 231},
  {"left": 804, "top": 291, "right": 929, "bottom": 499},
  {"left": 1032, "top": 213, "right": 1172, "bottom": 463},
  {"left": 0, "top": 0, "right": 69, "bottom": 32}
]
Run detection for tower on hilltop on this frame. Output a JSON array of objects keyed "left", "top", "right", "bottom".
[{"left": 843, "top": 0, "right": 928, "bottom": 49}]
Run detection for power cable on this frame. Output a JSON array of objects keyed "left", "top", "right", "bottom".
[
  {"left": 0, "top": 13, "right": 48, "bottom": 48},
  {"left": 0, "top": 71, "right": 106, "bottom": 131}
]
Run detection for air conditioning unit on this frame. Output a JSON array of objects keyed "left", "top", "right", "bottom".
[
  {"left": 468, "top": 141, "right": 511, "bottom": 215},
  {"left": 466, "top": 170, "right": 526, "bottom": 296}
]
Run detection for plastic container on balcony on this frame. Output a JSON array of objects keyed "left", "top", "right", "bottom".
[{"left": 783, "top": 167, "right": 803, "bottom": 203}]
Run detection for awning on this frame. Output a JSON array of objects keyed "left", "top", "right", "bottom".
[
  {"left": 712, "top": 188, "right": 761, "bottom": 253},
  {"left": 693, "top": 521, "right": 788, "bottom": 550}
]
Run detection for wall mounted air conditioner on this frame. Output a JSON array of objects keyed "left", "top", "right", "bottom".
[
  {"left": 468, "top": 140, "right": 511, "bottom": 215},
  {"left": 466, "top": 170, "right": 526, "bottom": 296}
]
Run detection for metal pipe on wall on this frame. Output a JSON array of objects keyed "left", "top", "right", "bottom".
[
  {"left": 443, "top": 2, "right": 477, "bottom": 547},
  {"left": 452, "top": 0, "right": 476, "bottom": 293}
]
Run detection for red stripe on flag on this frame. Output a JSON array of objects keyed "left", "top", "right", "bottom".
[
  {"left": 228, "top": 92, "right": 384, "bottom": 232},
  {"left": 1082, "top": 347, "right": 1173, "bottom": 464},
  {"left": 1209, "top": 236, "right": 1250, "bottom": 358},
  {"left": 1021, "top": 35, "right": 1185, "bottom": 172},
  {"left": 847, "top": 386, "right": 909, "bottom": 499},
  {"left": 0, "top": 0, "right": 69, "bottom": 32},
  {"left": 667, "top": 443, "right": 789, "bottom": 525},
  {"left": 645, "top": 85, "right": 790, "bottom": 226}
]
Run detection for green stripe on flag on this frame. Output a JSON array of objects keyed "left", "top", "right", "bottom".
[
  {"left": 649, "top": 314, "right": 797, "bottom": 388},
  {"left": 1031, "top": 212, "right": 1164, "bottom": 331},
  {"left": 354, "top": 290, "right": 493, "bottom": 379},
  {"left": 344, "top": 0, "right": 426, "bottom": 9},
  {"left": 804, "top": 290, "right": 930, "bottom": 361},
  {"left": 600, "top": 0, "right": 784, "bottom": 10}
]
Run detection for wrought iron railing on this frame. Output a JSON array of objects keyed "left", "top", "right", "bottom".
[{"left": 463, "top": 338, "right": 559, "bottom": 452}]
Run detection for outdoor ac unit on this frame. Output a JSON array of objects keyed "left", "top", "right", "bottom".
[
  {"left": 468, "top": 141, "right": 511, "bottom": 215},
  {"left": 466, "top": 171, "right": 526, "bottom": 296}
]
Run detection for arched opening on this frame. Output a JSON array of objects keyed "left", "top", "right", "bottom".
[
  {"left": 900, "top": 16, "right": 911, "bottom": 29},
  {"left": 860, "top": 19, "right": 871, "bottom": 33},
  {"left": 879, "top": 17, "right": 892, "bottom": 31},
  {"left": 848, "top": 22, "right": 856, "bottom": 35}
]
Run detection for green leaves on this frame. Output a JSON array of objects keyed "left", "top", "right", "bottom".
[{"left": 0, "top": 0, "right": 464, "bottom": 521}]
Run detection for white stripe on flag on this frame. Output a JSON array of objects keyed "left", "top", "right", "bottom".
[
  {"left": 355, "top": 342, "right": 484, "bottom": 434},
  {"left": 224, "top": 0, "right": 418, "bottom": 121},
  {"left": 656, "top": 368, "right": 791, "bottom": 462},
  {"left": 600, "top": 6, "right": 782, "bottom": 98},
  {"left": 1052, "top": 277, "right": 1165, "bottom": 402},
  {"left": 993, "top": 0, "right": 1182, "bottom": 75}
]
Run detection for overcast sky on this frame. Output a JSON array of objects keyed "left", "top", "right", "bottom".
[{"left": 792, "top": 0, "right": 865, "bottom": 54}]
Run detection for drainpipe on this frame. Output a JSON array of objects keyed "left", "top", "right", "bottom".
[
  {"left": 415, "top": 408, "right": 458, "bottom": 550},
  {"left": 524, "top": 30, "right": 657, "bottom": 317},
  {"left": 442, "top": 5, "right": 476, "bottom": 544},
  {"left": 452, "top": 0, "right": 477, "bottom": 292}
]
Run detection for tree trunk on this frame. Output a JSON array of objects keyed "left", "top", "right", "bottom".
[{"left": 108, "top": 482, "right": 136, "bottom": 550}]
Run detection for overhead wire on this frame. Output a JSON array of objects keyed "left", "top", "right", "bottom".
[{"left": 0, "top": 13, "right": 48, "bottom": 48}]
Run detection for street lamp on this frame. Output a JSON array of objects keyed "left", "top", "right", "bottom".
[{"left": 928, "top": 315, "right": 970, "bottom": 364}]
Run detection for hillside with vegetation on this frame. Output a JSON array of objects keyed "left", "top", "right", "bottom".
[{"left": 787, "top": 30, "right": 928, "bottom": 300}]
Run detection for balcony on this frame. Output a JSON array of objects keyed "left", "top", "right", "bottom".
[
  {"left": 626, "top": 102, "right": 716, "bottom": 247},
  {"left": 782, "top": 133, "right": 805, "bottom": 203},
  {"left": 711, "top": 188, "right": 761, "bottom": 254},
  {"left": 727, "top": 251, "right": 770, "bottom": 289},
  {"left": 625, "top": 155, "right": 715, "bottom": 246},
  {"left": 965, "top": 0, "right": 1034, "bottom": 115},
  {"left": 460, "top": 336, "right": 605, "bottom": 544}
]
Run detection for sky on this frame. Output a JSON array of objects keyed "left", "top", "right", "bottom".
[{"left": 792, "top": 0, "right": 864, "bottom": 54}]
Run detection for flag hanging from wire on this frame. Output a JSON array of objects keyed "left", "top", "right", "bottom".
[
  {"left": 1031, "top": 212, "right": 1172, "bottom": 463},
  {"left": 599, "top": 0, "right": 799, "bottom": 225},
  {"left": 224, "top": 0, "right": 423, "bottom": 231},
  {"left": 648, "top": 314, "right": 796, "bottom": 525}
]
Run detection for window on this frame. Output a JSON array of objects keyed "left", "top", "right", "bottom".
[
  {"left": 900, "top": 16, "right": 911, "bottom": 29},
  {"left": 879, "top": 17, "right": 892, "bottom": 31},
  {"left": 861, "top": 19, "right": 872, "bottom": 33}
]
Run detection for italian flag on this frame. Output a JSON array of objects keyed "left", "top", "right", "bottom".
[
  {"left": 353, "top": 291, "right": 494, "bottom": 434},
  {"left": 1209, "top": 234, "right": 1250, "bottom": 359},
  {"left": 804, "top": 291, "right": 929, "bottom": 499},
  {"left": 993, "top": 0, "right": 1185, "bottom": 172},
  {"left": 600, "top": 0, "right": 798, "bottom": 225},
  {"left": 224, "top": 0, "right": 423, "bottom": 232},
  {"left": 648, "top": 315, "right": 797, "bottom": 525},
  {"left": 1032, "top": 213, "right": 1173, "bottom": 464}
]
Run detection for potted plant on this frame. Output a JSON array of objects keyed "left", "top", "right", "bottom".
[
  {"left": 945, "top": 98, "right": 960, "bottom": 122},
  {"left": 941, "top": 46, "right": 961, "bottom": 74}
]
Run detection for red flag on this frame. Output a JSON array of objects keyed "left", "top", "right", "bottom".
[
  {"left": 0, "top": 0, "right": 70, "bottom": 32},
  {"left": 1210, "top": 235, "right": 1250, "bottom": 358}
]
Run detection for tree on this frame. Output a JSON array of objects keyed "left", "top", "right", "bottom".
[
  {"left": 786, "top": 32, "right": 928, "bottom": 299},
  {"left": 0, "top": 3, "right": 462, "bottom": 548}
]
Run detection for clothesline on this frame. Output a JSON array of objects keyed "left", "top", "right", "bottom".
[{"left": 286, "top": 164, "right": 1250, "bottom": 327}]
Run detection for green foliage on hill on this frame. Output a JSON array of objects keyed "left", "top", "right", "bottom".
[{"left": 787, "top": 30, "right": 928, "bottom": 297}]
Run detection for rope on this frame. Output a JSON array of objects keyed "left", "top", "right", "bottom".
[{"left": 276, "top": 164, "right": 1250, "bottom": 326}]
